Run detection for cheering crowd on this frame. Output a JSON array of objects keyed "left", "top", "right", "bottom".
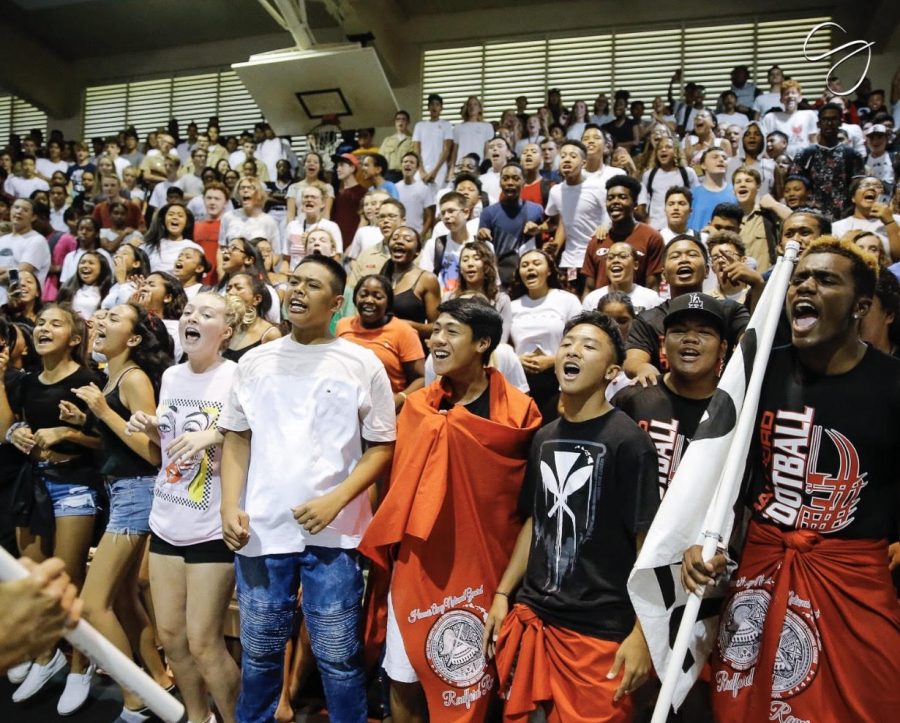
[{"left": 0, "top": 60, "right": 899, "bottom": 723}]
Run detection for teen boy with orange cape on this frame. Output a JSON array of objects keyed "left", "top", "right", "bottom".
[
  {"left": 486, "top": 311, "right": 660, "bottom": 722},
  {"left": 359, "top": 297, "right": 541, "bottom": 722}
]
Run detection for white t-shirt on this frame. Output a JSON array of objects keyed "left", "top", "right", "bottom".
[
  {"left": 257, "top": 138, "right": 288, "bottom": 180},
  {"left": 71, "top": 286, "right": 103, "bottom": 320},
  {"left": 453, "top": 121, "right": 494, "bottom": 161},
  {"left": 176, "top": 173, "right": 204, "bottom": 199},
  {"left": 217, "top": 336, "right": 396, "bottom": 556},
  {"left": 145, "top": 239, "right": 204, "bottom": 274},
  {"left": 60, "top": 246, "right": 114, "bottom": 284},
  {"left": 36, "top": 158, "right": 69, "bottom": 178},
  {"left": 866, "top": 152, "right": 895, "bottom": 190},
  {"left": 150, "top": 359, "right": 238, "bottom": 546},
  {"left": 509, "top": 288, "right": 582, "bottom": 355},
  {"left": 413, "top": 119, "right": 453, "bottom": 187},
  {"left": 397, "top": 178, "right": 435, "bottom": 232},
  {"left": 147, "top": 180, "right": 175, "bottom": 210},
  {"left": 346, "top": 226, "right": 383, "bottom": 260},
  {"left": 102, "top": 281, "right": 138, "bottom": 309},
  {"left": 3, "top": 176, "right": 49, "bottom": 199},
  {"left": 480, "top": 169, "right": 502, "bottom": 205},
  {"left": 424, "top": 343, "right": 529, "bottom": 392},
  {"left": 583, "top": 164, "right": 626, "bottom": 188},
  {"left": 219, "top": 210, "right": 283, "bottom": 256},
  {"left": 284, "top": 217, "right": 343, "bottom": 268},
  {"left": 831, "top": 215, "right": 900, "bottom": 256},
  {"left": 163, "top": 319, "right": 184, "bottom": 362},
  {"left": 545, "top": 177, "right": 608, "bottom": 269},
  {"left": 582, "top": 284, "right": 663, "bottom": 314},
  {"left": 186, "top": 195, "right": 206, "bottom": 221},
  {"left": 0, "top": 230, "right": 51, "bottom": 283},
  {"left": 760, "top": 110, "right": 818, "bottom": 158},
  {"left": 566, "top": 122, "right": 587, "bottom": 141},
  {"left": 753, "top": 93, "right": 783, "bottom": 118},
  {"left": 639, "top": 166, "right": 700, "bottom": 230},
  {"left": 716, "top": 112, "right": 749, "bottom": 129}
]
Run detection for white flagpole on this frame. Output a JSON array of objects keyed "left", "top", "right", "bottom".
[
  {"left": 0, "top": 548, "right": 186, "bottom": 723},
  {"left": 650, "top": 241, "right": 801, "bottom": 723}
]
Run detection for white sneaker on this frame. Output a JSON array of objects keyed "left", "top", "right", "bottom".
[
  {"left": 57, "top": 662, "right": 95, "bottom": 715},
  {"left": 7, "top": 661, "right": 32, "bottom": 684},
  {"left": 12, "top": 649, "right": 67, "bottom": 702}
]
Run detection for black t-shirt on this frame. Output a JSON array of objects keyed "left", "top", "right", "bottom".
[
  {"left": 439, "top": 385, "right": 491, "bottom": 420},
  {"left": 0, "top": 369, "right": 27, "bottom": 481},
  {"left": 15, "top": 366, "right": 101, "bottom": 461},
  {"left": 517, "top": 409, "right": 659, "bottom": 640},
  {"left": 613, "top": 376, "right": 712, "bottom": 499},
  {"left": 626, "top": 296, "right": 750, "bottom": 371},
  {"left": 749, "top": 345, "right": 900, "bottom": 539}
]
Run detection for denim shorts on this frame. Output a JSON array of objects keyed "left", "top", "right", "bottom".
[
  {"left": 105, "top": 476, "right": 155, "bottom": 535},
  {"left": 44, "top": 479, "right": 98, "bottom": 518}
]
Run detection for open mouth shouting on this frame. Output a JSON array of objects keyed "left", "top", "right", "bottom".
[
  {"left": 289, "top": 296, "right": 309, "bottom": 316},
  {"left": 674, "top": 263, "right": 696, "bottom": 283},
  {"left": 790, "top": 299, "right": 819, "bottom": 335},
  {"left": 560, "top": 358, "right": 581, "bottom": 381}
]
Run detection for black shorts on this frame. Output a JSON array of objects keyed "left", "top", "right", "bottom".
[{"left": 149, "top": 533, "right": 234, "bottom": 564}]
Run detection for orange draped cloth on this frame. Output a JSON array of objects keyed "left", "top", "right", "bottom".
[
  {"left": 495, "top": 603, "right": 633, "bottom": 723},
  {"left": 712, "top": 519, "right": 900, "bottom": 723},
  {"left": 359, "top": 368, "right": 541, "bottom": 721}
]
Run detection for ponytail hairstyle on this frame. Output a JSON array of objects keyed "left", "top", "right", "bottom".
[{"left": 228, "top": 271, "right": 272, "bottom": 319}]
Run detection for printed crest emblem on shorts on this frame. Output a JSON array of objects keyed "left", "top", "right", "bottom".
[
  {"left": 425, "top": 608, "right": 487, "bottom": 688},
  {"left": 718, "top": 588, "right": 821, "bottom": 698}
]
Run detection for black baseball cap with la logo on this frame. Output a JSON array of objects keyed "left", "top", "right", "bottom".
[{"left": 663, "top": 293, "right": 726, "bottom": 335}]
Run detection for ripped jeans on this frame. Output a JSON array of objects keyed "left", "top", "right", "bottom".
[{"left": 234, "top": 548, "right": 367, "bottom": 723}]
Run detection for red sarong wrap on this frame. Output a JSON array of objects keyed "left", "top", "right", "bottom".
[
  {"left": 712, "top": 519, "right": 900, "bottom": 723},
  {"left": 494, "top": 603, "right": 633, "bottom": 723},
  {"left": 359, "top": 369, "right": 541, "bottom": 721}
]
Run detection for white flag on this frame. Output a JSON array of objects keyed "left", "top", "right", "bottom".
[{"left": 627, "top": 249, "right": 797, "bottom": 712}]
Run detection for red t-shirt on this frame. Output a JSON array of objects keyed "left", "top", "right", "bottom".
[
  {"left": 193, "top": 219, "right": 221, "bottom": 285},
  {"left": 521, "top": 178, "right": 551, "bottom": 207},
  {"left": 92, "top": 199, "right": 143, "bottom": 230},
  {"left": 580, "top": 222, "right": 664, "bottom": 288},
  {"left": 333, "top": 185, "right": 367, "bottom": 246}
]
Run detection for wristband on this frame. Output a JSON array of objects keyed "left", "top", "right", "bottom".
[
  {"left": 885, "top": 219, "right": 897, "bottom": 226},
  {"left": 5, "top": 421, "right": 26, "bottom": 444},
  {"left": 495, "top": 590, "right": 510, "bottom": 598}
]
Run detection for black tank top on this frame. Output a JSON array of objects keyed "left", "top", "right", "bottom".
[
  {"left": 222, "top": 339, "right": 263, "bottom": 362},
  {"left": 96, "top": 369, "right": 158, "bottom": 478},
  {"left": 393, "top": 271, "right": 427, "bottom": 324}
]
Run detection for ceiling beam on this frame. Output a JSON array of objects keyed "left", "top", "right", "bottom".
[
  {"left": 321, "top": 0, "right": 414, "bottom": 86},
  {"left": 0, "top": 21, "right": 82, "bottom": 117}
]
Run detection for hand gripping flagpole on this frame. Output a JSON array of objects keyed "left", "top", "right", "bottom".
[
  {"left": 650, "top": 241, "right": 801, "bottom": 723},
  {"left": 0, "top": 547, "right": 186, "bottom": 723}
]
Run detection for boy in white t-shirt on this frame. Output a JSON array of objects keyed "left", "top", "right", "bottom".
[{"left": 218, "top": 255, "right": 396, "bottom": 722}]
